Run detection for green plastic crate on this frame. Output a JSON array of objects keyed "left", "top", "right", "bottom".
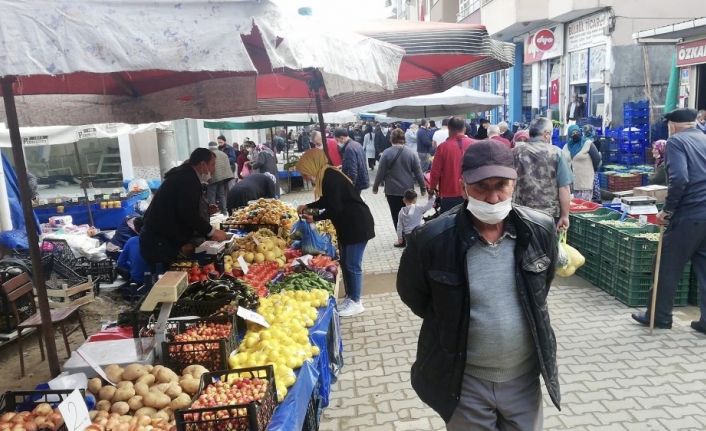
[
  {"left": 611, "top": 225, "right": 661, "bottom": 272},
  {"left": 689, "top": 269, "right": 701, "bottom": 306},
  {"left": 572, "top": 209, "right": 621, "bottom": 244},
  {"left": 576, "top": 251, "right": 600, "bottom": 286},
  {"left": 598, "top": 258, "right": 616, "bottom": 294},
  {"left": 613, "top": 266, "right": 691, "bottom": 307}
]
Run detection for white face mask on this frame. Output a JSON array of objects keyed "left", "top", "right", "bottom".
[
  {"left": 466, "top": 195, "right": 512, "bottom": 225},
  {"left": 199, "top": 171, "right": 211, "bottom": 184}
]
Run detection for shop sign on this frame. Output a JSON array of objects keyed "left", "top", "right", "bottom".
[
  {"left": 567, "top": 11, "right": 609, "bottom": 52},
  {"left": 524, "top": 25, "right": 564, "bottom": 64},
  {"left": 676, "top": 38, "right": 706, "bottom": 67},
  {"left": 22, "top": 135, "right": 49, "bottom": 146}
]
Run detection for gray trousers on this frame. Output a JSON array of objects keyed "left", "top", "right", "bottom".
[
  {"left": 446, "top": 370, "right": 542, "bottom": 431},
  {"left": 206, "top": 180, "right": 228, "bottom": 215},
  {"left": 648, "top": 217, "right": 706, "bottom": 323}
]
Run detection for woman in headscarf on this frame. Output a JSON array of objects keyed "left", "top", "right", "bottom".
[
  {"left": 649, "top": 140, "right": 667, "bottom": 185},
  {"left": 512, "top": 130, "right": 530, "bottom": 147},
  {"left": 295, "top": 149, "right": 375, "bottom": 318},
  {"left": 583, "top": 125, "right": 603, "bottom": 202},
  {"left": 562, "top": 124, "right": 601, "bottom": 201}
]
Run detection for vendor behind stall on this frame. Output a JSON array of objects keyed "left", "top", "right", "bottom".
[
  {"left": 104, "top": 216, "right": 142, "bottom": 260},
  {"left": 116, "top": 235, "right": 148, "bottom": 284},
  {"left": 226, "top": 173, "right": 277, "bottom": 213},
  {"left": 140, "top": 148, "right": 228, "bottom": 269}
]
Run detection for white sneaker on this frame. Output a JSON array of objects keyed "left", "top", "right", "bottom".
[{"left": 339, "top": 300, "right": 364, "bottom": 317}]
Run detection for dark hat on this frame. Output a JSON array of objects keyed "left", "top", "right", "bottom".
[
  {"left": 334, "top": 128, "right": 349, "bottom": 138},
  {"left": 208, "top": 141, "right": 218, "bottom": 148},
  {"left": 664, "top": 108, "right": 697, "bottom": 123},
  {"left": 461, "top": 139, "right": 517, "bottom": 184}
]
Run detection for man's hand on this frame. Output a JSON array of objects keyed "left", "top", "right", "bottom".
[
  {"left": 557, "top": 215, "right": 570, "bottom": 231},
  {"left": 296, "top": 204, "right": 308, "bottom": 215},
  {"left": 656, "top": 211, "right": 670, "bottom": 225},
  {"left": 302, "top": 214, "right": 314, "bottom": 223},
  {"left": 208, "top": 204, "right": 219, "bottom": 215},
  {"left": 372, "top": 189, "right": 378, "bottom": 195},
  {"left": 210, "top": 229, "right": 228, "bottom": 242}
]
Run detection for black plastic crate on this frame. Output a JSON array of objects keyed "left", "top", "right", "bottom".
[
  {"left": 76, "top": 258, "right": 116, "bottom": 284},
  {"left": 302, "top": 380, "right": 322, "bottom": 431},
  {"left": 175, "top": 365, "right": 278, "bottom": 431},
  {"left": 163, "top": 314, "right": 239, "bottom": 375},
  {"left": 40, "top": 239, "right": 76, "bottom": 265},
  {"left": 0, "top": 389, "right": 84, "bottom": 431}
]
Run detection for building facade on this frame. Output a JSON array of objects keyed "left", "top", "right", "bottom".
[
  {"left": 635, "top": 18, "right": 706, "bottom": 112},
  {"left": 456, "top": 0, "right": 701, "bottom": 129}
]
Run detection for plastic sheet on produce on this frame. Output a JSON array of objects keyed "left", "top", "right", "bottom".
[{"left": 268, "top": 297, "right": 342, "bottom": 431}]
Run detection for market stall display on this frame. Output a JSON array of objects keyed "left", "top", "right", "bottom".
[
  {"left": 569, "top": 207, "right": 691, "bottom": 307},
  {"left": 0, "top": 197, "right": 342, "bottom": 431}
]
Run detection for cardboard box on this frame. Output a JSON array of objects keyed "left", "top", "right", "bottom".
[{"left": 633, "top": 185, "right": 668, "bottom": 204}]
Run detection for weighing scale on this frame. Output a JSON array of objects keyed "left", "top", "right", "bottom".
[
  {"left": 63, "top": 271, "right": 188, "bottom": 377},
  {"left": 621, "top": 196, "right": 658, "bottom": 216}
]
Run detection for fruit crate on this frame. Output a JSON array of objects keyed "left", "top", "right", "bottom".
[
  {"left": 75, "top": 258, "right": 116, "bottom": 285},
  {"left": 0, "top": 389, "right": 84, "bottom": 431},
  {"left": 612, "top": 226, "right": 661, "bottom": 273},
  {"left": 46, "top": 280, "right": 95, "bottom": 309},
  {"left": 576, "top": 251, "right": 600, "bottom": 286},
  {"left": 689, "top": 269, "right": 701, "bottom": 306},
  {"left": 599, "top": 220, "right": 646, "bottom": 263},
  {"left": 597, "top": 259, "right": 616, "bottom": 294},
  {"left": 175, "top": 365, "right": 278, "bottom": 431},
  {"left": 613, "top": 266, "right": 691, "bottom": 308},
  {"left": 162, "top": 314, "right": 239, "bottom": 375},
  {"left": 570, "top": 198, "right": 601, "bottom": 213},
  {"left": 302, "top": 380, "right": 323, "bottom": 431},
  {"left": 572, "top": 209, "right": 621, "bottom": 243},
  {"left": 608, "top": 174, "right": 643, "bottom": 192},
  {"left": 40, "top": 239, "right": 77, "bottom": 266}
]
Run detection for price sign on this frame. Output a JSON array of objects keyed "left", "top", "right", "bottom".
[
  {"left": 237, "top": 307, "right": 270, "bottom": 328},
  {"left": 58, "top": 389, "right": 91, "bottom": 431},
  {"left": 103, "top": 194, "right": 110, "bottom": 200},
  {"left": 237, "top": 256, "right": 250, "bottom": 274}
]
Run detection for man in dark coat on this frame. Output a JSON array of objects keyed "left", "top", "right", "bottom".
[
  {"left": 140, "top": 148, "right": 227, "bottom": 267},
  {"left": 226, "top": 173, "right": 277, "bottom": 213},
  {"left": 217, "top": 135, "right": 237, "bottom": 173},
  {"left": 335, "top": 128, "right": 369, "bottom": 193},
  {"left": 398, "top": 140, "right": 560, "bottom": 428}
]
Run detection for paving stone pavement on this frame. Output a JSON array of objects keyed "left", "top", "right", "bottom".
[
  {"left": 317, "top": 278, "right": 706, "bottom": 431},
  {"left": 283, "top": 182, "right": 706, "bottom": 430}
]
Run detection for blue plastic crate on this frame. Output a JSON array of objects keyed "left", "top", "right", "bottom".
[
  {"left": 622, "top": 129, "right": 648, "bottom": 142},
  {"left": 618, "top": 153, "right": 644, "bottom": 166},
  {"left": 619, "top": 142, "right": 645, "bottom": 153},
  {"left": 608, "top": 151, "right": 620, "bottom": 163},
  {"left": 608, "top": 140, "right": 619, "bottom": 151},
  {"left": 603, "top": 202, "right": 623, "bottom": 211}
]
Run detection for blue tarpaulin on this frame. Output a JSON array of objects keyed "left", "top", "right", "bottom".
[
  {"left": 267, "top": 297, "right": 342, "bottom": 431},
  {"left": 0, "top": 153, "right": 40, "bottom": 250}
]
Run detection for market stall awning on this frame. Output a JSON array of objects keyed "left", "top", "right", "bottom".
[
  {"left": 0, "top": 122, "right": 171, "bottom": 148},
  {"left": 354, "top": 86, "right": 504, "bottom": 118},
  {"left": 204, "top": 119, "right": 313, "bottom": 130},
  {"left": 0, "top": 0, "right": 404, "bottom": 126}
]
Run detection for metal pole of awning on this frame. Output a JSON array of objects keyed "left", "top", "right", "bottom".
[
  {"left": 1, "top": 76, "right": 61, "bottom": 377},
  {"left": 72, "top": 141, "right": 95, "bottom": 226}
]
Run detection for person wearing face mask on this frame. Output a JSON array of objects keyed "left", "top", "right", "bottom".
[
  {"left": 140, "top": 148, "right": 228, "bottom": 268},
  {"left": 696, "top": 110, "right": 706, "bottom": 134},
  {"left": 562, "top": 125, "right": 600, "bottom": 201},
  {"left": 632, "top": 108, "right": 706, "bottom": 334},
  {"left": 398, "top": 140, "right": 560, "bottom": 430},
  {"left": 335, "top": 128, "right": 369, "bottom": 193},
  {"left": 295, "top": 149, "right": 375, "bottom": 317}
]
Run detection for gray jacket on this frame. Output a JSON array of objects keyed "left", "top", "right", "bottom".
[
  {"left": 209, "top": 148, "right": 235, "bottom": 183},
  {"left": 373, "top": 145, "right": 425, "bottom": 196}
]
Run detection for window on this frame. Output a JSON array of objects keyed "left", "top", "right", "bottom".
[{"left": 458, "top": 0, "right": 481, "bottom": 20}]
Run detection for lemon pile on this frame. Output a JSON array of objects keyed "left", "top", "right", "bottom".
[{"left": 228, "top": 289, "right": 330, "bottom": 401}]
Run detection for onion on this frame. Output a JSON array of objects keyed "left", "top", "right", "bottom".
[
  {"left": 325, "top": 264, "right": 338, "bottom": 276},
  {"left": 31, "top": 404, "right": 52, "bottom": 417},
  {"left": 1, "top": 413, "right": 16, "bottom": 423},
  {"left": 21, "top": 421, "right": 35, "bottom": 431}
]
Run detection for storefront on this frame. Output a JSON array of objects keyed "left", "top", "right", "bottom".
[
  {"left": 565, "top": 11, "right": 611, "bottom": 123},
  {"left": 676, "top": 37, "right": 706, "bottom": 110},
  {"left": 522, "top": 25, "right": 564, "bottom": 124}
]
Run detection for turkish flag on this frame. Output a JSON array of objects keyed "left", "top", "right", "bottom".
[{"left": 550, "top": 78, "right": 560, "bottom": 105}]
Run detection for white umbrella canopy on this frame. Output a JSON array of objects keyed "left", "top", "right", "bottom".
[
  {"left": 356, "top": 86, "right": 504, "bottom": 119},
  {"left": 0, "top": 0, "right": 404, "bottom": 126},
  {"left": 227, "top": 110, "right": 359, "bottom": 125}
]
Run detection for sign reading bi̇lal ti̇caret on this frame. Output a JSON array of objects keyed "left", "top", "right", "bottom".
[
  {"left": 677, "top": 38, "right": 706, "bottom": 67},
  {"left": 567, "top": 11, "right": 610, "bottom": 52},
  {"left": 524, "top": 25, "right": 564, "bottom": 64}
]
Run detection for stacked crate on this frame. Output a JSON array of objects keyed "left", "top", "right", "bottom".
[{"left": 620, "top": 101, "right": 650, "bottom": 166}]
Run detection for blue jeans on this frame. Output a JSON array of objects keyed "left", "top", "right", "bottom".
[{"left": 340, "top": 241, "right": 367, "bottom": 302}]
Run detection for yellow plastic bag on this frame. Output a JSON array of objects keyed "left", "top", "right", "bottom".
[{"left": 556, "top": 231, "right": 586, "bottom": 277}]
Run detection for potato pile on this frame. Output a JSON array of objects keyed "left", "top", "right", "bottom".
[{"left": 87, "top": 363, "right": 209, "bottom": 423}]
